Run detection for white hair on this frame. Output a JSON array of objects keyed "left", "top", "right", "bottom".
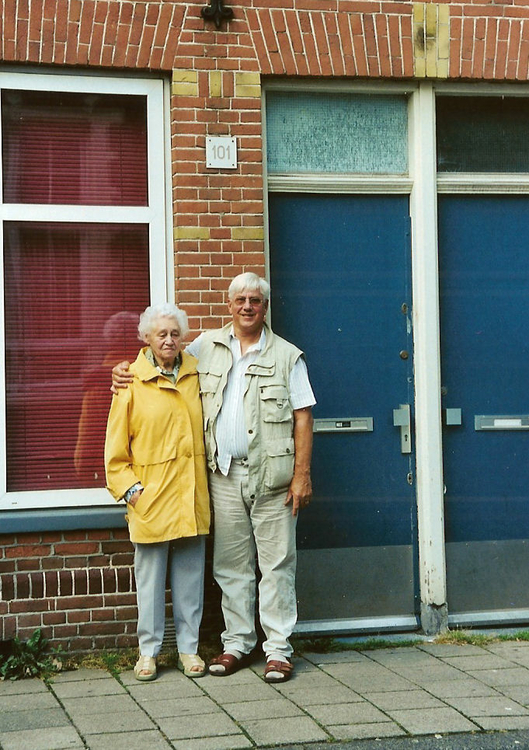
[
  {"left": 138, "top": 303, "right": 189, "bottom": 342},
  {"left": 228, "top": 272, "right": 270, "bottom": 302}
]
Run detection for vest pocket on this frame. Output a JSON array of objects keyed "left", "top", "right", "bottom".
[
  {"left": 265, "top": 437, "right": 295, "bottom": 490},
  {"left": 260, "top": 384, "right": 292, "bottom": 423}
]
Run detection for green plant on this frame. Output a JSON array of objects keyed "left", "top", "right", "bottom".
[{"left": 0, "top": 629, "right": 63, "bottom": 681}]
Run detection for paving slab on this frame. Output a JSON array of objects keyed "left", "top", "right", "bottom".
[
  {"left": 225, "top": 696, "right": 305, "bottom": 720},
  {"left": 0, "top": 690, "right": 59, "bottom": 711},
  {"left": 238, "top": 714, "right": 329, "bottom": 745},
  {"left": 321, "top": 663, "right": 416, "bottom": 692},
  {"left": 365, "top": 689, "right": 447, "bottom": 710},
  {"left": 475, "top": 715, "right": 529, "bottom": 731},
  {"left": 138, "top": 695, "right": 223, "bottom": 718},
  {"left": 170, "top": 736, "right": 252, "bottom": 750},
  {"left": 443, "top": 695, "right": 529, "bottom": 717},
  {"left": 276, "top": 683, "right": 364, "bottom": 705},
  {"left": 467, "top": 667, "right": 529, "bottom": 688},
  {"left": 0, "top": 707, "right": 71, "bottom": 732},
  {"left": 496, "top": 684, "right": 529, "bottom": 704},
  {"left": 308, "top": 701, "right": 390, "bottom": 726},
  {"left": 302, "top": 650, "right": 368, "bottom": 665},
  {"left": 0, "top": 726, "right": 84, "bottom": 750},
  {"left": 52, "top": 668, "right": 110, "bottom": 682},
  {"left": 51, "top": 677, "right": 126, "bottom": 699},
  {"left": 200, "top": 679, "right": 281, "bottom": 703},
  {"left": 425, "top": 677, "right": 501, "bottom": 698},
  {"left": 156, "top": 712, "right": 243, "bottom": 740},
  {"left": 328, "top": 722, "right": 407, "bottom": 740},
  {"left": 126, "top": 678, "right": 203, "bottom": 701},
  {"left": 73, "top": 708, "right": 157, "bottom": 735},
  {"left": 418, "top": 643, "right": 491, "bottom": 657},
  {"left": 440, "top": 654, "right": 517, "bottom": 671},
  {"left": 85, "top": 730, "right": 172, "bottom": 750},
  {"left": 60, "top": 694, "right": 139, "bottom": 716},
  {"left": 386, "top": 707, "right": 479, "bottom": 735},
  {"left": 0, "top": 678, "right": 50, "bottom": 695}
]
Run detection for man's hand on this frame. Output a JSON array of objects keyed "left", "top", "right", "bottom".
[
  {"left": 111, "top": 361, "right": 133, "bottom": 394},
  {"left": 285, "top": 472, "right": 312, "bottom": 517},
  {"left": 285, "top": 406, "right": 314, "bottom": 517}
]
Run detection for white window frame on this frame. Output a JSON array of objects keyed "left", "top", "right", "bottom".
[{"left": 0, "top": 70, "right": 172, "bottom": 510}]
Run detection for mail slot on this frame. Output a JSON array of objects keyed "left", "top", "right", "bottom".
[
  {"left": 475, "top": 415, "right": 529, "bottom": 431},
  {"left": 313, "top": 417, "right": 374, "bottom": 433}
]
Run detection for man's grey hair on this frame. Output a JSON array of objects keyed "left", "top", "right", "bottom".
[
  {"left": 138, "top": 303, "right": 189, "bottom": 342},
  {"left": 228, "top": 272, "right": 270, "bottom": 302}
]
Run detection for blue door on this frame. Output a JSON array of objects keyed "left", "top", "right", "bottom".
[
  {"left": 269, "top": 193, "right": 418, "bottom": 628},
  {"left": 439, "top": 196, "right": 529, "bottom": 619}
]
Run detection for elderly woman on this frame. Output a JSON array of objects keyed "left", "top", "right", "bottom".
[{"left": 105, "top": 303, "right": 210, "bottom": 681}]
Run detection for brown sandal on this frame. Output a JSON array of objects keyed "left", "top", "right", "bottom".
[
  {"left": 208, "top": 652, "right": 245, "bottom": 676},
  {"left": 264, "top": 659, "right": 294, "bottom": 683}
]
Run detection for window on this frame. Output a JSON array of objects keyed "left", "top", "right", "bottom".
[
  {"left": 0, "top": 73, "right": 169, "bottom": 510},
  {"left": 437, "top": 96, "right": 529, "bottom": 173},
  {"left": 266, "top": 91, "right": 408, "bottom": 174}
]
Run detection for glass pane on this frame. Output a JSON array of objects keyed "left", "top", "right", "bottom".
[
  {"left": 266, "top": 91, "right": 408, "bottom": 174},
  {"left": 2, "top": 90, "right": 148, "bottom": 204},
  {"left": 4, "top": 222, "right": 150, "bottom": 491},
  {"left": 437, "top": 97, "right": 529, "bottom": 173}
]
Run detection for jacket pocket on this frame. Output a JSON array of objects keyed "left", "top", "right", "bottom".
[
  {"left": 260, "top": 384, "right": 292, "bottom": 423},
  {"left": 265, "top": 437, "right": 295, "bottom": 491}
]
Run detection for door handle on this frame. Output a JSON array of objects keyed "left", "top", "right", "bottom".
[{"left": 393, "top": 404, "right": 412, "bottom": 454}]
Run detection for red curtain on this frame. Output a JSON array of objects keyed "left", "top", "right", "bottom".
[
  {"left": 3, "top": 90, "right": 151, "bottom": 492},
  {"left": 2, "top": 90, "right": 148, "bottom": 205}
]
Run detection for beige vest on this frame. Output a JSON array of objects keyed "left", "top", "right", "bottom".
[{"left": 197, "top": 323, "right": 302, "bottom": 499}]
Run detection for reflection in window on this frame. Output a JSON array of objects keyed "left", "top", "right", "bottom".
[{"left": 4, "top": 223, "right": 150, "bottom": 491}]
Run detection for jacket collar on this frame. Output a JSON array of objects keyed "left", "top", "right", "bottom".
[
  {"left": 133, "top": 347, "right": 198, "bottom": 383},
  {"left": 212, "top": 323, "right": 277, "bottom": 374}
]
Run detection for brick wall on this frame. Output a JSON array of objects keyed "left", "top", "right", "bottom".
[
  {"left": 2, "top": 0, "right": 529, "bottom": 653},
  {"left": 0, "top": 530, "right": 221, "bottom": 652}
]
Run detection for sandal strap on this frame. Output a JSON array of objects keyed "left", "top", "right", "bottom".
[
  {"left": 179, "top": 653, "right": 205, "bottom": 669},
  {"left": 265, "top": 659, "right": 293, "bottom": 675}
]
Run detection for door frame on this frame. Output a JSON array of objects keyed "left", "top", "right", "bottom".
[{"left": 263, "top": 79, "right": 529, "bottom": 635}]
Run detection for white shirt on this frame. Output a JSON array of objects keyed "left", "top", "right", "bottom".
[{"left": 186, "top": 327, "right": 316, "bottom": 475}]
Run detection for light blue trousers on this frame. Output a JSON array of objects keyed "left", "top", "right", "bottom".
[{"left": 133, "top": 536, "right": 206, "bottom": 657}]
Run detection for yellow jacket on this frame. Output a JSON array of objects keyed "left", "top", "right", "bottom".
[{"left": 105, "top": 348, "right": 210, "bottom": 544}]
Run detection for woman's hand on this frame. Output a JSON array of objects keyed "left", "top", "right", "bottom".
[
  {"left": 128, "top": 489, "right": 143, "bottom": 508},
  {"left": 110, "top": 361, "right": 133, "bottom": 394}
]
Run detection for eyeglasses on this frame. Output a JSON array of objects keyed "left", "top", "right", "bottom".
[{"left": 233, "top": 296, "right": 265, "bottom": 307}]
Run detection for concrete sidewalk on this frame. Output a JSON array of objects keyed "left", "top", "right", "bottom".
[{"left": 3, "top": 640, "right": 529, "bottom": 750}]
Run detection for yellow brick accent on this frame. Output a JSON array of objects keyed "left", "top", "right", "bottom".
[
  {"left": 174, "top": 226, "right": 210, "bottom": 240},
  {"left": 231, "top": 227, "right": 264, "bottom": 241},
  {"left": 235, "top": 72, "right": 261, "bottom": 99},
  {"left": 209, "top": 71, "right": 222, "bottom": 98},
  {"left": 413, "top": 3, "right": 449, "bottom": 79},
  {"left": 172, "top": 69, "right": 199, "bottom": 97}
]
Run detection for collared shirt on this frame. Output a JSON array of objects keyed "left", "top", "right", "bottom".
[
  {"left": 187, "top": 327, "right": 316, "bottom": 476},
  {"left": 145, "top": 347, "right": 181, "bottom": 384}
]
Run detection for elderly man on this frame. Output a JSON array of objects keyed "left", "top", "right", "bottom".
[{"left": 113, "top": 273, "right": 315, "bottom": 683}]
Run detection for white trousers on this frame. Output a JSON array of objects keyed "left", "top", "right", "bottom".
[
  {"left": 209, "top": 461, "right": 297, "bottom": 659},
  {"left": 134, "top": 536, "right": 205, "bottom": 657}
]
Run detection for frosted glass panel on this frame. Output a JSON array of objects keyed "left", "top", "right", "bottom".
[
  {"left": 266, "top": 91, "right": 408, "bottom": 174},
  {"left": 437, "top": 97, "right": 529, "bottom": 173}
]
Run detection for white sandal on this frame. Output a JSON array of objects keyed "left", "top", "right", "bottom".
[
  {"left": 178, "top": 653, "right": 206, "bottom": 678},
  {"left": 134, "top": 655, "right": 157, "bottom": 681}
]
